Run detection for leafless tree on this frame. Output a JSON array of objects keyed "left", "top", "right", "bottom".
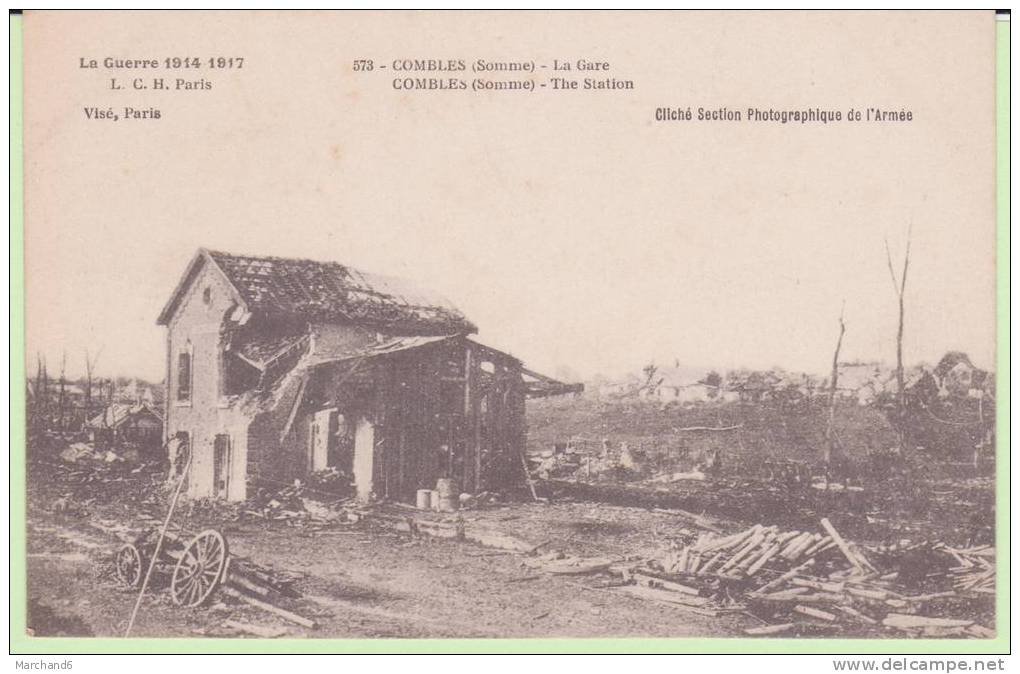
[
  {"left": 30, "top": 354, "right": 48, "bottom": 431},
  {"left": 84, "top": 347, "right": 102, "bottom": 422},
  {"left": 641, "top": 363, "right": 659, "bottom": 390},
  {"left": 885, "top": 225, "right": 912, "bottom": 453},
  {"left": 57, "top": 351, "right": 67, "bottom": 431},
  {"left": 824, "top": 302, "right": 846, "bottom": 465}
]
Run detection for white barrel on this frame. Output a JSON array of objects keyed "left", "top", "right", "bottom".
[{"left": 416, "top": 489, "right": 432, "bottom": 510}]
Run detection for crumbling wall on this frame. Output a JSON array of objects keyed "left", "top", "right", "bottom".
[
  {"left": 247, "top": 372, "right": 309, "bottom": 489},
  {"left": 246, "top": 322, "right": 378, "bottom": 490}
]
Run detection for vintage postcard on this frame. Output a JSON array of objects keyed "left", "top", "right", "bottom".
[{"left": 13, "top": 9, "right": 1006, "bottom": 652}]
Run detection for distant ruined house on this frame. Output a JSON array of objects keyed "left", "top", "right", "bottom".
[
  {"left": 85, "top": 401, "right": 164, "bottom": 449},
  {"left": 157, "top": 249, "right": 580, "bottom": 502},
  {"left": 647, "top": 368, "right": 719, "bottom": 404},
  {"left": 727, "top": 371, "right": 782, "bottom": 403},
  {"left": 934, "top": 351, "right": 990, "bottom": 400},
  {"left": 827, "top": 362, "right": 887, "bottom": 406}
]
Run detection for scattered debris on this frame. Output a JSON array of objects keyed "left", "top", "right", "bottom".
[
  {"left": 592, "top": 517, "right": 996, "bottom": 638},
  {"left": 525, "top": 552, "right": 616, "bottom": 575}
]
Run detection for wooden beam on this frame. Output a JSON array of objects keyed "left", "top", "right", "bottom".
[
  {"left": 820, "top": 517, "right": 863, "bottom": 573},
  {"left": 279, "top": 376, "right": 307, "bottom": 443},
  {"left": 222, "top": 586, "right": 317, "bottom": 629}
]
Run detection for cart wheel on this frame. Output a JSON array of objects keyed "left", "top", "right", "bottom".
[
  {"left": 170, "top": 529, "right": 228, "bottom": 607},
  {"left": 114, "top": 543, "right": 143, "bottom": 587}
]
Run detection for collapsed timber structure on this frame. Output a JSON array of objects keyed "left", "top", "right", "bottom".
[{"left": 157, "top": 248, "right": 581, "bottom": 502}]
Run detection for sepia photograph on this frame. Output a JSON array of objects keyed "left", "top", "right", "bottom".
[{"left": 12, "top": 9, "right": 1006, "bottom": 652}]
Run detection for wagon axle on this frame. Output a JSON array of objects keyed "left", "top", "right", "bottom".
[{"left": 115, "top": 529, "right": 228, "bottom": 608}]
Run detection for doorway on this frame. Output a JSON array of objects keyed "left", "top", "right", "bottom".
[
  {"left": 213, "top": 434, "right": 231, "bottom": 499},
  {"left": 308, "top": 408, "right": 335, "bottom": 473}
]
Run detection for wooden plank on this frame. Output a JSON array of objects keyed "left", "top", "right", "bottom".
[
  {"left": 837, "top": 605, "right": 878, "bottom": 625},
  {"left": 793, "top": 605, "right": 837, "bottom": 622},
  {"left": 802, "top": 535, "right": 833, "bottom": 558},
  {"left": 703, "top": 525, "right": 758, "bottom": 553},
  {"left": 846, "top": 586, "right": 888, "bottom": 601},
  {"left": 745, "top": 623, "right": 796, "bottom": 635},
  {"left": 222, "top": 586, "right": 317, "bottom": 629},
  {"left": 226, "top": 574, "right": 271, "bottom": 597},
  {"left": 759, "top": 587, "right": 811, "bottom": 601},
  {"left": 790, "top": 578, "right": 844, "bottom": 593},
  {"left": 519, "top": 449, "right": 539, "bottom": 501},
  {"left": 278, "top": 376, "right": 307, "bottom": 443},
  {"left": 751, "top": 559, "right": 816, "bottom": 596},
  {"left": 883, "top": 613, "right": 974, "bottom": 630},
  {"left": 697, "top": 551, "right": 725, "bottom": 575},
  {"left": 719, "top": 533, "right": 765, "bottom": 572},
  {"left": 632, "top": 571, "right": 701, "bottom": 596},
  {"left": 820, "top": 517, "right": 862, "bottom": 572},
  {"left": 747, "top": 543, "right": 782, "bottom": 575},
  {"left": 615, "top": 585, "right": 715, "bottom": 612}
]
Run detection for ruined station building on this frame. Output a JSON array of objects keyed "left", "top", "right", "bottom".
[{"left": 157, "top": 249, "right": 580, "bottom": 502}]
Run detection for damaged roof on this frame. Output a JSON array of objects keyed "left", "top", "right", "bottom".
[
  {"left": 306, "top": 334, "right": 455, "bottom": 368},
  {"left": 158, "top": 248, "right": 476, "bottom": 335},
  {"left": 233, "top": 330, "right": 311, "bottom": 370},
  {"left": 85, "top": 402, "right": 163, "bottom": 429}
]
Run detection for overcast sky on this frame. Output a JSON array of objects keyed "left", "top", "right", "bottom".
[{"left": 24, "top": 11, "right": 997, "bottom": 383}]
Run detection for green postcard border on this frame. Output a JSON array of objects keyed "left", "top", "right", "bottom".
[{"left": 7, "top": 13, "right": 1010, "bottom": 656}]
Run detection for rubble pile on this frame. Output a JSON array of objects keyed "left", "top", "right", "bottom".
[
  {"left": 28, "top": 439, "right": 168, "bottom": 520},
  {"left": 242, "top": 469, "right": 356, "bottom": 525},
  {"left": 580, "top": 517, "right": 997, "bottom": 638}
]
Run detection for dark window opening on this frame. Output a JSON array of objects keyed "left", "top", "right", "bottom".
[{"left": 177, "top": 351, "right": 192, "bottom": 401}]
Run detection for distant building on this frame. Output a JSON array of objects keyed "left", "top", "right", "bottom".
[
  {"left": 934, "top": 351, "right": 989, "bottom": 399},
  {"left": 85, "top": 402, "right": 164, "bottom": 449},
  {"left": 822, "top": 362, "right": 886, "bottom": 405},
  {"left": 650, "top": 368, "right": 719, "bottom": 404},
  {"left": 727, "top": 370, "right": 782, "bottom": 403}
]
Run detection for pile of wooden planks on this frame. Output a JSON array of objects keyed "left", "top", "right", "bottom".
[
  {"left": 610, "top": 517, "right": 994, "bottom": 638},
  {"left": 943, "top": 544, "right": 995, "bottom": 595},
  {"left": 220, "top": 556, "right": 317, "bottom": 629},
  {"left": 656, "top": 518, "right": 862, "bottom": 579}
]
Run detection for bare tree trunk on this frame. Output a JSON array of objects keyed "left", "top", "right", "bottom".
[
  {"left": 39, "top": 356, "right": 49, "bottom": 421},
  {"left": 84, "top": 347, "right": 101, "bottom": 427},
  {"left": 824, "top": 304, "right": 847, "bottom": 465},
  {"left": 58, "top": 352, "right": 67, "bottom": 432},
  {"left": 885, "top": 227, "right": 912, "bottom": 453},
  {"left": 32, "top": 354, "right": 43, "bottom": 430},
  {"left": 84, "top": 351, "right": 93, "bottom": 421}
]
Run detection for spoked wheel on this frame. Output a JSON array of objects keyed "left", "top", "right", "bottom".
[
  {"left": 170, "top": 529, "right": 228, "bottom": 607},
  {"left": 114, "top": 543, "right": 143, "bottom": 587}
]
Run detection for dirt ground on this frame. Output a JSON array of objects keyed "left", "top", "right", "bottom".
[
  {"left": 22, "top": 425, "right": 995, "bottom": 641},
  {"left": 25, "top": 501, "right": 746, "bottom": 639}
]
